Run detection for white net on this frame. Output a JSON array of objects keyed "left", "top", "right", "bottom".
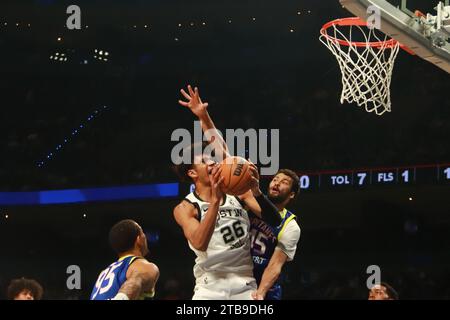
[{"left": 320, "top": 20, "right": 400, "bottom": 115}]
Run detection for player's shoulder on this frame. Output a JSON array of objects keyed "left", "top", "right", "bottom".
[
  {"left": 129, "top": 258, "right": 159, "bottom": 276},
  {"left": 174, "top": 197, "right": 195, "bottom": 210},
  {"left": 173, "top": 198, "right": 197, "bottom": 218},
  {"left": 283, "top": 209, "right": 299, "bottom": 224},
  {"left": 280, "top": 217, "right": 301, "bottom": 240},
  {"left": 288, "top": 218, "right": 301, "bottom": 231}
]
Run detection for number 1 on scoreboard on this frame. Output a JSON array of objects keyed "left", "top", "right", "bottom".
[
  {"left": 401, "top": 169, "right": 409, "bottom": 183},
  {"left": 444, "top": 167, "right": 450, "bottom": 180}
]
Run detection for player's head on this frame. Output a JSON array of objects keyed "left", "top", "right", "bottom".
[
  {"left": 268, "top": 169, "right": 300, "bottom": 205},
  {"left": 109, "top": 219, "right": 149, "bottom": 257},
  {"left": 368, "top": 282, "right": 399, "bottom": 300},
  {"left": 173, "top": 141, "right": 218, "bottom": 187},
  {"left": 7, "top": 278, "right": 43, "bottom": 300}
]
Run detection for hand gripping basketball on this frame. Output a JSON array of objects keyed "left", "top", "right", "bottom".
[{"left": 219, "top": 156, "right": 254, "bottom": 196}]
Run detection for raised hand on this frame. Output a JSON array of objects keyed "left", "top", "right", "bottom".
[{"left": 178, "top": 84, "right": 209, "bottom": 118}]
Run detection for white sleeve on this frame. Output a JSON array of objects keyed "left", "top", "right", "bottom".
[{"left": 277, "top": 219, "right": 301, "bottom": 262}]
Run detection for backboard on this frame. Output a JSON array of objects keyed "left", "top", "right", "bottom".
[{"left": 339, "top": 0, "right": 450, "bottom": 73}]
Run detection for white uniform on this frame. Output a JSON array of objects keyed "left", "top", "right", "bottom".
[{"left": 184, "top": 192, "right": 257, "bottom": 300}]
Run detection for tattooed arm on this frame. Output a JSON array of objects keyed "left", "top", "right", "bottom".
[{"left": 114, "top": 259, "right": 159, "bottom": 300}]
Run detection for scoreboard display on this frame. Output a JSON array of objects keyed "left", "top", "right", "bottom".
[
  {"left": 296, "top": 164, "right": 450, "bottom": 191},
  {"left": 183, "top": 164, "right": 450, "bottom": 195}
]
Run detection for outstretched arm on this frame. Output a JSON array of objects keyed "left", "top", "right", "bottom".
[
  {"left": 178, "top": 85, "right": 230, "bottom": 159},
  {"left": 178, "top": 85, "right": 280, "bottom": 226},
  {"left": 253, "top": 220, "right": 301, "bottom": 300},
  {"left": 252, "top": 248, "right": 288, "bottom": 300},
  {"left": 240, "top": 164, "right": 283, "bottom": 227}
]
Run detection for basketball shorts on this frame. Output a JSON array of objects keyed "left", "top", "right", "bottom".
[{"left": 192, "top": 271, "right": 257, "bottom": 300}]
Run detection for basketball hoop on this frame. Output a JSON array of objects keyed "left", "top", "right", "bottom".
[{"left": 320, "top": 17, "right": 409, "bottom": 115}]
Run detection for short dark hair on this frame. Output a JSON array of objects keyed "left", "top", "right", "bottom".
[
  {"left": 276, "top": 169, "right": 300, "bottom": 197},
  {"left": 381, "top": 282, "right": 399, "bottom": 300},
  {"left": 7, "top": 278, "right": 44, "bottom": 300},
  {"left": 173, "top": 141, "right": 211, "bottom": 182},
  {"left": 109, "top": 219, "right": 142, "bottom": 255}
]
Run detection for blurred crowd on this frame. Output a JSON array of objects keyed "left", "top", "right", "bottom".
[{"left": 5, "top": 266, "right": 450, "bottom": 300}]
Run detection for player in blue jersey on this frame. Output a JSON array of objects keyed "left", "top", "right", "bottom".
[
  {"left": 251, "top": 169, "right": 301, "bottom": 300},
  {"left": 91, "top": 219, "right": 159, "bottom": 300}
]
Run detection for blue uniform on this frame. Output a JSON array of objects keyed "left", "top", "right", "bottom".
[
  {"left": 250, "top": 208, "right": 297, "bottom": 300},
  {"left": 91, "top": 255, "right": 141, "bottom": 300}
]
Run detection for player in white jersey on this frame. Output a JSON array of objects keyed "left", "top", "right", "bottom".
[{"left": 174, "top": 85, "right": 281, "bottom": 300}]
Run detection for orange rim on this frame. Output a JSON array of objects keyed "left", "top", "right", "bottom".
[{"left": 321, "top": 17, "right": 400, "bottom": 49}]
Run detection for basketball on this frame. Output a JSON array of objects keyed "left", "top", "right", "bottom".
[{"left": 219, "top": 156, "right": 253, "bottom": 195}]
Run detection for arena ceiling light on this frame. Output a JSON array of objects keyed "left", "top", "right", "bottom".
[
  {"left": 93, "top": 49, "right": 110, "bottom": 62},
  {"left": 49, "top": 52, "right": 68, "bottom": 63}
]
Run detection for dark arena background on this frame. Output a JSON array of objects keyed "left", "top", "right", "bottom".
[{"left": 0, "top": 0, "right": 449, "bottom": 301}]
